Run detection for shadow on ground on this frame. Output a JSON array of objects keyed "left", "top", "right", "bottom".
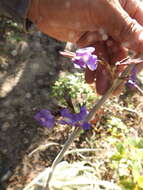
[{"left": 0, "top": 26, "right": 74, "bottom": 190}]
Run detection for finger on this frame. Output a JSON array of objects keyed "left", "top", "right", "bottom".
[
  {"left": 110, "top": 12, "right": 143, "bottom": 53},
  {"left": 120, "top": 0, "right": 143, "bottom": 25},
  {"left": 84, "top": 39, "right": 127, "bottom": 86},
  {"left": 78, "top": 39, "right": 110, "bottom": 62},
  {"left": 76, "top": 31, "right": 108, "bottom": 47},
  {"left": 89, "top": 0, "right": 143, "bottom": 52},
  {"left": 78, "top": 34, "right": 128, "bottom": 66},
  {"left": 110, "top": 11, "right": 143, "bottom": 53},
  {"left": 95, "top": 63, "right": 113, "bottom": 95},
  {"left": 85, "top": 67, "right": 96, "bottom": 84},
  {"left": 85, "top": 62, "right": 113, "bottom": 95},
  {"left": 105, "top": 37, "right": 128, "bottom": 66}
]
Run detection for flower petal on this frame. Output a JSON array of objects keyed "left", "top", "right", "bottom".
[
  {"left": 75, "top": 106, "right": 87, "bottom": 121},
  {"left": 87, "top": 55, "right": 98, "bottom": 71},
  {"left": 60, "top": 106, "right": 91, "bottom": 130},
  {"left": 60, "top": 108, "right": 76, "bottom": 125},
  {"left": 130, "top": 66, "right": 138, "bottom": 81},
  {"left": 60, "top": 109, "right": 74, "bottom": 118},
  {"left": 34, "top": 109, "right": 55, "bottom": 128},
  {"left": 82, "top": 122, "right": 91, "bottom": 130},
  {"left": 60, "top": 119, "right": 73, "bottom": 125},
  {"left": 72, "top": 55, "right": 87, "bottom": 69},
  {"left": 76, "top": 47, "right": 95, "bottom": 56},
  {"left": 72, "top": 47, "right": 97, "bottom": 71}
]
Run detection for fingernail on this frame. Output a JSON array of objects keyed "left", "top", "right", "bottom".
[{"left": 139, "top": 31, "right": 143, "bottom": 41}]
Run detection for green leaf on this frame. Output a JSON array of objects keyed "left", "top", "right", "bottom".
[
  {"left": 132, "top": 163, "right": 141, "bottom": 181},
  {"left": 120, "top": 178, "right": 136, "bottom": 190},
  {"left": 116, "top": 143, "right": 125, "bottom": 154},
  {"left": 127, "top": 138, "right": 138, "bottom": 147},
  {"left": 111, "top": 154, "right": 122, "bottom": 161},
  {"left": 137, "top": 176, "right": 143, "bottom": 188},
  {"left": 136, "top": 139, "right": 143, "bottom": 149}
]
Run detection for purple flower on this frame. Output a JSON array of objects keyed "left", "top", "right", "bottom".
[
  {"left": 72, "top": 47, "right": 98, "bottom": 71},
  {"left": 126, "top": 66, "right": 143, "bottom": 94},
  {"left": 60, "top": 109, "right": 76, "bottom": 125},
  {"left": 74, "top": 106, "right": 87, "bottom": 121},
  {"left": 130, "top": 66, "right": 138, "bottom": 82},
  {"left": 126, "top": 66, "right": 138, "bottom": 88},
  {"left": 60, "top": 106, "right": 91, "bottom": 130},
  {"left": 34, "top": 109, "right": 55, "bottom": 128},
  {"left": 82, "top": 122, "right": 91, "bottom": 130},
  {"left": 34, "top": 106, "right": 91, "bottom": 130}
]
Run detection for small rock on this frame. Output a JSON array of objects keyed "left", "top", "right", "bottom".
[
  {"left": 0, "top": 112, "right": 6, "bottom": 119},
  {"left": 2, "top": 149, "right": 8, "bottom": 154},
  {"left": 11, "top": 50, "right": 17, "bottom": 56},
  {"left": 37, "top": 79, "right": 43, "bottom": 85},
  {"left": 25, "top": 93, "right": 32, "bottom": 99},
  {"left": 0, "top": 170, "right": 12, "bottom": 182},
  {"left": 7, "top": 114, "right": 15, "bottom": 120},
  {"left": 23, "top": 138, "right": 29, "bottom": 144},
  {"left": 1, "top": 122, "right": 10, "bottom": 131}
]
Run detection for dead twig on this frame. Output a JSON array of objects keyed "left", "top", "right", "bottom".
[
  {"left": 64, "top": 148, "right": 97, "bottom": 156},
  {"left": 28, "top": 142, "right": 59, "bottom": 157}
]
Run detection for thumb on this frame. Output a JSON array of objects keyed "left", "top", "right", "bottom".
[
  {"left": 106, "top": 10, "right": 143, "bottom": 53},
  {"left": 94, "top": 0, "right": 143, "bottom": 53},
  {"left": 116, "top": 17, "right": 143, "bottom": 53}
]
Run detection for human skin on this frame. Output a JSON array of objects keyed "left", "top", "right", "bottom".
[{"left": 28, "top": 0, "right": 143, "bottom": 94}]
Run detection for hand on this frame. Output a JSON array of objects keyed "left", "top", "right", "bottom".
[{"left": 27, "top": 0, "right": 143, "bottom": 94}]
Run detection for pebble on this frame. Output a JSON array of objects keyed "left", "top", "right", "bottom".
[
  {"left": 2, "top": 149, "right": 8, "bottom": 154},
  {"left": 7, "top": 114, "right": 15, "bottom": 120},
  {"left": 25, "top": 93, "right": 32, "bottom": 99},
  {"left": 37, "top": 79, "right": 43, "bottom": 85},
  {"left": 23, "top": 138, "right": 29, "bottom": 144},
  {"left": 0, "top": 170, "right": 12, "bottom": 182},
  {"left": 1, "top": 122, "right": 10, "bottom": 131},
  {"left": 11, "top": 50, "right": 17, "bottom": 56}
]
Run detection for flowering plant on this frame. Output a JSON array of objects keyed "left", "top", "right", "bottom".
[
  {"left": 35, "top": 47, "right": 143, "bottom": 133},
  {"left": 34, "top": 47, "right": 143, "bottom": 189},
  {"left": 35, "top": 47, "right": 99, "bottom": 131}
]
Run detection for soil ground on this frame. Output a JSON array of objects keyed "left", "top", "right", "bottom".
[
  {"left": 0, "top": 25, "right": 74, "bottom": 190},
  {"left": 0, "top": 21, "right": 143, "bottom": 190}
]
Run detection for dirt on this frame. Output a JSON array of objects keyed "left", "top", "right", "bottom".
[
  {"left": 0, "top": 26, "right": 75, "bottom": 190},
  {"left": 0, "top": 21, "right": 143, "bottom": 190}
]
